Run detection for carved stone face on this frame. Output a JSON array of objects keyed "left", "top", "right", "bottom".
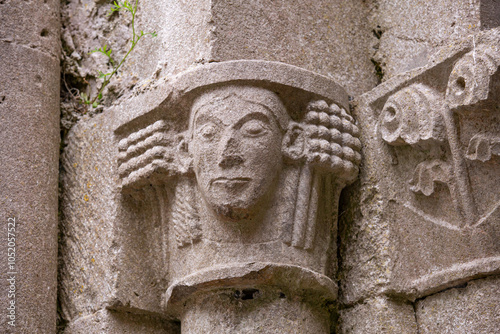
[{"left": 189, "top": 86, "right": 287, "bottom": 220}]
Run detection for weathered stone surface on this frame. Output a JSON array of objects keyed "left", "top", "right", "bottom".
[
  {"left": 0, "top": 0, "right": 60, "bottom": 58},
  {"left": 60, "top": 0, "right": 140, "bottom": 104},
  {"left": 59, "top": 112, "right": 171, "bottom": 321},
  {"left": 114, "top": 60, "right": 358, "bottom": 283},
  {"left": 181, "top": 287, "right": 331, "bottom": 334},
  {"left": 205, "top": 0, "right": 376, "bottom": 95},
  {"left": 55, "top": 2, "right": 500, "bottom": 333},
  {"left": 61, "top": 0, "right": 376, "bottom": 113},
  {"left": 341, "top": 27, "right": 500, "bottom": 306},
  {"left": 61, "top": 60, "right": 360, "bottom": 331},
  {"left": 164, "top": 263, "right": 337, "bottom": 316},
  {"left": 0, "top": 1, "right": 60, "bottom": 332},
  {"left": 339, "top": 296, "right": 417, "bottom": 334},
  {"left": 416, "top": 275, "right": 500, "bottom": 334},
  {"left": 481, "top": 0, "right": 500, "bottom": 30},
  {"left": 64, "top": 309, "right": 179, "bottom": 334},
  {"left": 59, "top": 115, "right": 122, "bottom": 320},
  {"left": 369, "top": 0, "right": 499, "bottom": 81}
]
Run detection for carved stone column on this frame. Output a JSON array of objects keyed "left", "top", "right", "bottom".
[
  {"left": 0, "top": 0, "right": 60, "bottom": 332},
  {"left": 115, "top": 60, "right": 360, "bottom": 333},
  {"left": 60, "top": 60, "right": 360, "bottom": 332}
]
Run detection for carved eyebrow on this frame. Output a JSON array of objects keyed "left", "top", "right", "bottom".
[
  {"left": 234, "top": 112, "right": 272, "bottom": 129},
  {"left": 193, "top": 112, "right": 224, "bottom": 130}
]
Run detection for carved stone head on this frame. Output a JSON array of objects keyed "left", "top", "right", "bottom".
[
  {"left": 117, "top": 60, "right": 361, "bottom": 253},
  {"left": 184, "top": 85, "right": 299, "bottom": 220}
]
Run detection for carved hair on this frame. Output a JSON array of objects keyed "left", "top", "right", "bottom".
[{"left": 172, "top": 177, "right": 201, "bottom": 248}]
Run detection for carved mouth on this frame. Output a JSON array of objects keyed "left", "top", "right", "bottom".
[
  {"left": 211, "top": 177, "right": 251, "bottom": 186},
  {"left": 210, "top": 177, "right": 251, "bottom": 190}
]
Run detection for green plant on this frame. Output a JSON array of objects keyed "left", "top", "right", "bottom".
[{"left": 80, "top": 0, "right": 157, "bottom": 108}]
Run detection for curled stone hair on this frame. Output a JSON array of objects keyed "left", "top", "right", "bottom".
[{"left": 172, "top": 177, "right": 201, "bottom": 248}]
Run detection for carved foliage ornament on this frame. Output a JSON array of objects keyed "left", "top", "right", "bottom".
[
  {"left": 378, "top": 34, "right": 500, "bottom": 228},
  {"left": 446, "top": 47, "right": 499, "bottom": 109},
  {"left": 379, "top": 83, "right": 446, "bottom": 148}
]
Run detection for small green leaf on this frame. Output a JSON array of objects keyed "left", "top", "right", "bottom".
[
  {"left": 80, "top": 92, "right": 88, "bottom": 102},
  {"left": 82, "top": 0, "right": 155, "bottom": 108}
]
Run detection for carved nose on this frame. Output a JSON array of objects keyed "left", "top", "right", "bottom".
[
  {"left": 219, "top": 136, "right": 244, "bottom": 168},
  {"left": 219, "top": 155, "right": 244, "bottom": 168}
]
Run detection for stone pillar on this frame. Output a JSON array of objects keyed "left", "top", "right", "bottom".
[
  {"left": 115, "top": 60, "right": 360, "bottom": 333},
  {"left": 60, "top": 58, "right": 360, "bottom": 332},
  {"left": 0, "top": 0, "right": 60, "bottom": 332}
]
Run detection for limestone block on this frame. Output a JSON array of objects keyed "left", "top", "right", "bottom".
[
  {"left": 205, "top": 0, "right": 376, "bottom": 95},
  {"left": 64, "top": 309, "right": 180, "bottom": 334},
  {"left": 59, "top": 113, "right": 170, "bottom": 321},
  {"left": 61, "top": 0, "right": 376, "bottom": 108},
  {"left": 0, "top": 1, "right": 60, "bottom": 332},
  {"left": 181, "top": 287, "right": 331, "bottom": 334},
  {"left": 0, "top": 0, "right": 60, "bottom": 58},
  {"left": 370, "top": 0, "right": 500, "bottom": 80},
  {"left": 342, "top": 28, "right": 500, "bottom": 305},
  {"left": 416, "top": 275, "right": 500, "bottom": 334},
  {"left": 136, "top": 0, "right": 377, "bottom": 95},
  {"left": 339, "top": 296, "right": 417, "bottom": 334}
]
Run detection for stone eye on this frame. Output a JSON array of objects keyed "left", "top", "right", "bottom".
[
  {"left": 240, "top": 119, "right": 268, "bottom": 137},
  {"left": 197, "top": 123, "right": 218, "bottom": 140}
]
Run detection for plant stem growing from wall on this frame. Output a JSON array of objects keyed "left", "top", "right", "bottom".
[{"left": 80, "top": 0, "right": 156, "bottom": 108}]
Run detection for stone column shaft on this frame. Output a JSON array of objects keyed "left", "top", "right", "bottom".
[{"left": 0, "top": 0, "right": 60, "bottom": 332}]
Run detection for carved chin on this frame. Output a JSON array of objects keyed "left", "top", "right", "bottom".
[
  {"left": 201, "top": 177, "right": 276, "bottom": 221},
  {"left": 213, "top": 204, "right": 251, "bottom": 221},
  {"left": 205, "top": 180, "right": 260, "bottom": 219}
]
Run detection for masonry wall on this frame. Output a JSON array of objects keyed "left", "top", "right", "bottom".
[
  {"left": 57, "top": 0, "right": 500, "bottom": 332},
  {"left": 0, "top": 0, "right": 498, "bottom": 333}
]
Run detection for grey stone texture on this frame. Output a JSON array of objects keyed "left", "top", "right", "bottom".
[
  {"left": 416, "top": 275, "right": 500, "bottom": 334},
  {"left": 56, "top": 1, "right": 500, "bottom": 333},
  {"left": 369, "top": 0, "right": 499, "bottom": 81},
  {"left": 340, "top": 26, "right": 500, "bottom": 332},
  {"left": 338, "top": 296, "right": 417, "bottom": 334},
  {"left": 64, "top": 309, "right": 179, "bottom": 334},
  {"left": 0, "top": 0, "right": 61, "bottom": 333},
  {"left": 181, "top": 287, "right": 331, "bottom": 334},
  {"left": 61, "top": 0, "right": 377, "bottom": 108},
  {"left": 1, "top": 0, "right": 498, "bottom": 332},
  {"left": 60, "top": 60, "right": 360, "bottom": 332}
]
